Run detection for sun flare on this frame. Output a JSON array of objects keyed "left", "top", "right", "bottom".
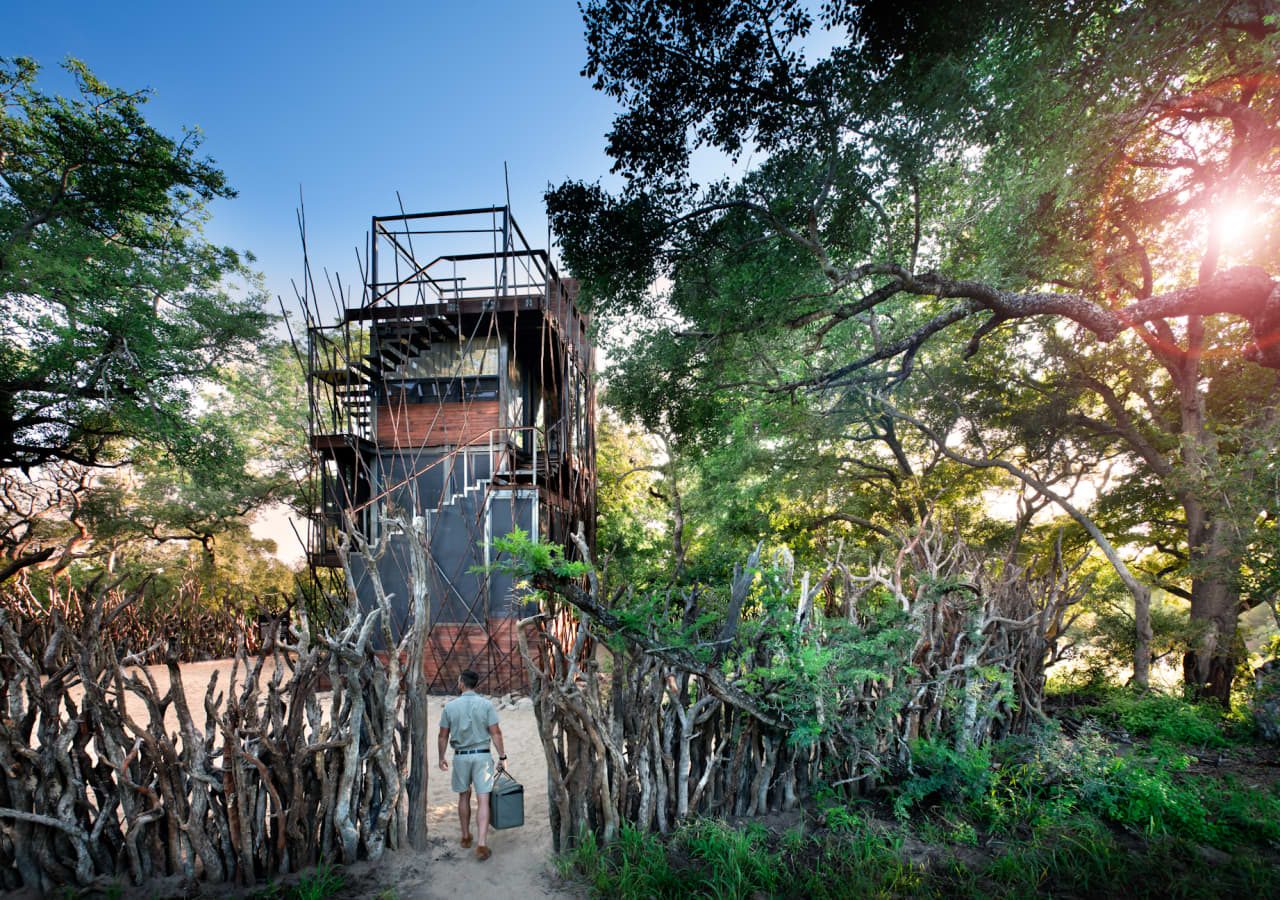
[{"left": 1212, "top": 202, "right": 1257, "bottom": 247}]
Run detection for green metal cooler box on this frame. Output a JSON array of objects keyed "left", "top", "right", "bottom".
[{"left": 491, "top": 771, "right": 524, "bottom": 829}]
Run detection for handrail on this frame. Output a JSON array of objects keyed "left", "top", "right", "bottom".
[
  {"left": 365, "top": 254, "right": 449, "bottom": 309},
  {"left": 347, "top": 424, "right": 558, "bottom": 516},
  {"left": 364, "top": 207, "right": 545, "bottom": 310}
]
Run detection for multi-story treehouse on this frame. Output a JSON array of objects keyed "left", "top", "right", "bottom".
[{"left": 305, "top": 207, "right": 596, "bottom": 693}]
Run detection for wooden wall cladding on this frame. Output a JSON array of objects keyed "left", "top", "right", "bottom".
[{"left": 376, "top": 399, "right": 500, "bottom": 448}]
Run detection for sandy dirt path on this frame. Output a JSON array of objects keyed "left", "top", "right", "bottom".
[
  {"left": 342, "top": 694, "right": 582, "bottom": 900},
  {"left": 64, "top": 660, "right": 582, "bottom": 900}
]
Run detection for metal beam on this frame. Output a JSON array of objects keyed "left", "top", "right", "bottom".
[{"left": 372, "top": 206, "right": 505, "bottom": 224}]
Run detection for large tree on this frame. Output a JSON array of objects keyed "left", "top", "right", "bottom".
[
  {"left": 550, "top": 0, "right": 1280, "bottom": 700},
  {"left": 0, "top": 57, "right": 278, "bottom": 579}
]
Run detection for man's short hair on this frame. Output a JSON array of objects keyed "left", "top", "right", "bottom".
[{"left": 460, "top": 669, "right": 480, "bottom": 689}]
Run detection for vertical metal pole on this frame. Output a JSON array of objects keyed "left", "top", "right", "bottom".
[
  {"left": 483, "top": 490, "right": 492, "bottom": 592},
  {"left": 370, "top": 217, "right": 379, "bottom": 306},
  {"left": 500, "top": 207, "right": 511, "bottom": 297},
  {"left": 489, "top": 208, "right": 497, "bottom": 304},
  {"left": 502, "top": 164, "right": 512, "bottom": 297},
  {"left": 370, "top": 218, "right": 379, "bottom": 542}
]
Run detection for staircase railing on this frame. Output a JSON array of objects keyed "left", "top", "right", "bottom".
[{"left": 346, "top": 423, "right": 563, "bottom": 519}]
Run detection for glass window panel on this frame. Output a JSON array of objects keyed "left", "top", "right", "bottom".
[{"left": 391, "top": 337, "right": 499, "bottom": 379}]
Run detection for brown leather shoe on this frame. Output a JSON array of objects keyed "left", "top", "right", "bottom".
[
  {"left": 475, "top": 845, "right": 491, "bottom": 861},
  {"left": 460, "top": 833, "right": 473, "bottom": 849}
]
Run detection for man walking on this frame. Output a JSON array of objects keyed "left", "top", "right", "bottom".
[{"left": 437, "top": 669, "right": 507, "bottom": 861}]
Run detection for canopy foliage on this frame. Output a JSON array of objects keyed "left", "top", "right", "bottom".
[
  {"left": 551, "top": 0, "right": 1280, "bottom": 698},
  {"left": 0, "top": 58, "right": 296, "bottom": 582}
]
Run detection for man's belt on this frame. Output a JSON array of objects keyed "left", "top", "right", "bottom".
[{"left": 454, "top": 748, "right": 490, "bottom": 756}]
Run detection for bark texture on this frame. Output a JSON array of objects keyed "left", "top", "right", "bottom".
[
  {"left": 0, "top": 541, "right": 423, "bottom": 892},
  {"left": 521, "top": 524, "right": 1084, "bottom": 849}
]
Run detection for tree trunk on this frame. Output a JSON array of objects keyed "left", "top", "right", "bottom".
[
  {"left": 1171, "top": 343, "right": 1244, "bottom": 703},
  {"left": 404, "top": 516, "right": 432, "bottom": 849},
  {"left": 1133, "top": 582, "right": 1153, "bottom": 691},
  {"left": 1182, "top": 515, "right": 1241, "bottom": 704}
]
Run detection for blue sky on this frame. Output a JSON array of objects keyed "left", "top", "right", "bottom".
[{"left": 5, "top": 0, "right": 623, "bottom": 313}]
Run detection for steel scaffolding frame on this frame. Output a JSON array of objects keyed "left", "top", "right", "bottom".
[{"left": 295, "top": 205, "right": 596, "bottom": 693}]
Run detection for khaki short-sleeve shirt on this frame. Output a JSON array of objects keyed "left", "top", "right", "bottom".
[{"left": 439, "top": 690, "right": 499, "bottom": 750}]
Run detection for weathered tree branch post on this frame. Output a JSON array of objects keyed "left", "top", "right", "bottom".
[
  {"left": 403, "top": 513, "right": 433, "bottom": 849},
  {"left": 512, "top": 522, "right": 1081, "bottom": 848}
]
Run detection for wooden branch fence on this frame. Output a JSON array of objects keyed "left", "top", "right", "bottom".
[
  {"left": 0, "top": 513, "right": 1087, "bottom": 889},
  {"left": 0, "top": 523, "right": 429, "bottom": 894},
  {"left": 1, "top": 578, "right": 284, "bottom": 667},
  {"left": 519, "top": 524, "right": 1087, "bottom": 851}
]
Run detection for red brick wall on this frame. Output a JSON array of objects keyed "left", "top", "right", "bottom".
[
  {"left": 421, "top": 618, "right": 539, "bottom": 695},
  {"left": 372, "top": 614, "right": 582, "bottom": 697}
]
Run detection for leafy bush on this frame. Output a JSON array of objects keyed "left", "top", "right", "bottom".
[
  {"left": 895, "top": 724, "right": 1278, "bottom": 850},
  {"left": 1047, "top": 675, "right": 1240, "bottom": 747},
  {"left": 1044, "top": 665, "right": 1118, "bottom": 703},
  {"left": 1096, "top": 692, "right": 1228, "bottom": 747},
  {"left": 1093, "top": 754, "right": 1213, "bottom": 841},
  {"left": 489, "top": 528, "right": 590, "bottom": 580},
  {"left": 893, "top": 739, "right": 994, "bottom": 823}
]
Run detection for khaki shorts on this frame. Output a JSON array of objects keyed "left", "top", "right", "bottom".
[{"left": 452, "top": 752, "right": 495, "bottom": 794}]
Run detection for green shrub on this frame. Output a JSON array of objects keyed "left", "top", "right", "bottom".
[
  {"left": 490, "top": 528, "right": 589, "bottom": 580},
  {"left": 896, "top": 722, "right": 1276, "bottom": 851},
  {"left": 562, "top": 715, "right": 1278, "bottom": 897},
  {"left": 1098, "top": 692, "right": 1228, "bottom": 747},
  {"left": 893, "top": 739, "right": 994, "bottom": 822},
  {"left": 1045, "top": 665, "right": 1118, "bottom": 702},
  {"left": 1093, "top": 755, "right": 1214, "bottom": 841}
]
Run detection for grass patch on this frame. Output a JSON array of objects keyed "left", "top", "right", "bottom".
[
  {"left": 560, "top": 693, "right": 1280, "bottom": 898},
  {"left": 561, "top": 811, "right": 1280, "bottom": 899},
  {"left": 895, "top": 724, "right": 1280, "bottom": 850},
  {"left": 938, "top": 825, "right": 1280, "bottom": 899},
  {"left": 253, "top": 862, "right": 345, "bottom": 900},
  {"left": 559, "top": 818, "right": 925, "bottom": 899}
]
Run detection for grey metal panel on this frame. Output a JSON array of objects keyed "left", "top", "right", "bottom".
[
  {"left": 349, "top": 533, "right": 414, "bottom": 648},
  {"left": 359, "top": 455, "right": 544, "bottom": 638},
  {"left": 428, "top": 500, "right": 486, "bottom": 624},
  {"left": 487, "top": 491, "right": 540, "bottom": 619},
  {"left": 468, "top": 450, "right": 492, "bottom": 482},
  {"left": 444, "top": 458, "right": 464, "bottom": 498},
  {"left": 488, "top": 494, "right": 517, "bottom": 618},
  {"left": 381, "top": 450, "right": 447, "bottom": 509}
]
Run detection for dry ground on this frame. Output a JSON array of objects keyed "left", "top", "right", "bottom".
[{"left": 55, "top": 660, "right": 582, "bottom": 900}]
